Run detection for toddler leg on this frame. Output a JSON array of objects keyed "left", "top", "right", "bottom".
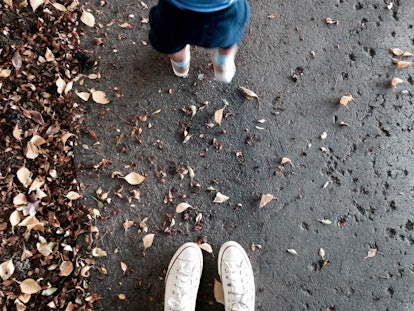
[
  {"left": 169, "top": 45, "right": 191, "bottom": 77},
  {"left": 214, "top": 45, "right": 238, "bottom": 83}
]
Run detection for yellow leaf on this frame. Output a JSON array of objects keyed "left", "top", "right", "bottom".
[
  {"left": 259, "top": 194, "right": 275, "bottom": 208},
  {"left": 123, "top": 172, "right": 146, "bottom": 185},
  {"left": 81, "top": 9, "right": 95, "bottom": 27},
  {"left": 142, "top": 233, "right": 155, "bottom": 250},
  {"left": 20, "top": 278, "right": 42, "bottom": 294},
  {"left": 176, "top": 202, "right": 192, "bottom": 213},
  {"left": 0, "top": 259, "right": 15, "bottom": 281}
]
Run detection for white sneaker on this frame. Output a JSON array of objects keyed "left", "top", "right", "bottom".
[
  {"left": 171, "top": 45, "right": 190, "bottom": 78},
  {"left": 218, "top": 241, "right": 255, "bottom": 311},
  {"left": 214, "top": 54, "right": 236, "bottom": 84},
  {"left": 164, "top": 242, "right": 203, "bottom": 311}
]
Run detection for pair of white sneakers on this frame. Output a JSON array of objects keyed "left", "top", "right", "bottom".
[
  {"left": 170, "top": 45, "right": 236, "bottom": 84},
  {"left": 164, "top": 241, "right": 255, "bottom": 311}
]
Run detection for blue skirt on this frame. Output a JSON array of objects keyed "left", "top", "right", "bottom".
[{"left": 149, "top": 0, "right": 250, "bottom": 54}]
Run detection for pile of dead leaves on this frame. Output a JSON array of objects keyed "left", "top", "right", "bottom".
[{"left": 0, "top": 1, "right": 99, "bottom": 309}]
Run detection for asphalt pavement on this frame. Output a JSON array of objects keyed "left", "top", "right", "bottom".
[{"left": 76, "top": 0, "right": 414, "bottom": 310}]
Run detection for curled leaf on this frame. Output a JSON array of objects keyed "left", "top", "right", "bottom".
[
  {"left": 287, "top": 249, "right": 299, "bottom": 256},
  {"left": 214, "top": 107, "right": 225, "bottom": 126},
  {"left": 389, "top": 48, "right": 413, "bottom": 57},
  {"left": 59, "top": 261, "right": 73, "bottom": 276},
  {"left": 12, "top": 50, "right": 22, "bottom": 70},
  {"left": 66, "top": 191, "right": 81, "bottom": 200},
  {"left": 390, "top": 78, "right": 404, "bottom": 88},
  {"left": 91, "top": 247, "right": 107, "bottom": 257},
  {"left": 176, "top": 202, "right": 192, "bottom": 213},
  {"left": 0, "top": 260, "right": 15, "bottom": 281},
  {"left": 199, "top": 242, "right": 213, "bottom": 253},
  {"left": 0, "top": 68, "right": 12, "bottom": 78},
  {"left": 30, "top": 0, "right": 45, "bottom": 11},
  {"left": 91, "top": 89, "right": 110, "bottom": 104},
  {"left": 239, "top": 86, "right": 258, "bottom": 100}
]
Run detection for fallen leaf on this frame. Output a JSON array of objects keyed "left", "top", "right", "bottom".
[
  {"left": 76, "top": 91, "right": 91, "bottom": 101},
  {"left": 213, "top": 192, "right": 230, "bottom": 204},
  {"left": 392, "top": 58, "right": 413, "bottom": 68},
  {"left": 318, "top": 219, "right": 332, "bottom": 225},
  {"left": 13, "top": 193, "right": 27, "bottom": 206},
  {"left": 326, "top": 17, "right": 338, "bottom": 25},
  {"left": 259, "top": 194, "right": 275, "bottom": 208},
  {"left": 17, "top": 166, "right": 32, "bottom": 187},
  {"left": 339, "top": 94, "right": 354, "bottom": 106},
  {"left": 56, "top": 76, "right": 66, "bottom": 95},
  {"left": 41, "top": 287, "right": 58, "bottom": 296},
  {"left": 214, "top": 107, "right": 225, "bottom": 126},
  {"left": 12, "top": 50, "right": 22, "bottom": 70},
  {"left": 9, "top": 210, "right": 22, "bottom": 228},
  {"left": 319, "top": 248, "right": 325, "bottom": 258},
  {"left": 20, "top": 278, "right": 42, "bottom": 294},
  {"left": 0, "top": 68, "right": 12, "bottom": 78},
  {"left": 81, "top": 9, "right": 95, "bottom": 27},
  {"left": 52, "top": 2, "right": 67, "bottom": 11},
  {"left": 0, "top": 260, "right": 15, "bottom": 281},
  {"left": 176, "top": 202, "right": 192, "bottom": 213},
  {"left": 364, "top": 248, "right": 377, "bottom": 260},
  {"left": 123, "top": 219, "right": 134, "bottom": 231},
  {"left": 390, "top": 78, "right": 404, "bottom": 88},
  {"left": 287, "top": 249, "right": 299, "bottom": 256},
  {"left": 4, "top": 0, "right": 12, "bottom": 7},
  {"left": 239, "top": 86, "right": 258, "bottom": 100},
  {"left": 66, "top": 191, "right": 81, "bottom": 200},
  {"left": 25, "top": 141, "right": 39, "bottom": 159},
  {"left": 214, "top": 279, "right": 225, "bottom": 305},
  {"left": 30, "top": 0, "right": 45, "bottom": 11},
  {"left": 90, "top": 89, "right": 110, "bottom": 104},
  {"left": 118, "top": 294, "right": 126, "bottom": 300},
  {"left": 389, "top": 48, "right": 413, "bottom": 57},
  {"left": 320, "top": 131, "right": 328, "bottom": 140},
  {"left": 120, "top": 262, "right": 127, "bottom": 273},
  {"left": 123, "top": 172, "right": 146, "bottom": 185},
  {"left": 199, "top": 242, "right": 213, "bottom": 253},
  {"left": 59, "top": 261, "right": 73, "bottom": 276},
  {"left": 91, "top": 247, "right": 107, "bottom": 257},
  {"left": 143, "top": 233, "right": 155, "bottom": 250},
  {"left": 280, "top": 157, "right": 292, "bottom": 165}
]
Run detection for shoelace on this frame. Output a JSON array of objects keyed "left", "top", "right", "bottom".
[
  {"left": 167, "top": 265, "right": 196, "bottom": 311},
  {"left": 225, "top": 263, "right": 253, "bottom": 311}
]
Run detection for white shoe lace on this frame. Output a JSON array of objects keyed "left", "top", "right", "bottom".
[
  {"left": 224, "top": 262, "right": 253, "bottom": 311},
  {"left": 167, "top": 262, "right": 197, "bottom": 311}
]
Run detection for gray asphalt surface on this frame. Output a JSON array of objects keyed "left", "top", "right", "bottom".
[{"left": 77, "top": 0, "right": 414, "bottom": 310}]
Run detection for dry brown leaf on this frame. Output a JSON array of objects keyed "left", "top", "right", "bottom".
[
  {"left": 90, "top": 89, "right": 110, "bottom": 104},
  {"left": 214, "top": 279, "right": 225, "bottom": 305},
  {"left": 61, "top": 132, "right": 75, "bottom": 145},
  {"left": 52, "top": 2, "right": 67, "bottom": 11},
  {"left": 259, "top": 194, "right": 275, "bottom": 208},
  {"left": 56, "top": 76, "right": 66, "bottom": 95},
  {"left": 30, "top": 0, "right": 44, "bottom": 11},
  {"left": 214, "top": 107, "right": 225, "bottom": 126},
  {"left": 66, "top": 191, "right": 81, "bottom": 200},
  {"left": 13, "top": 193, "right": 27, "bottom": 206},
  {"left": 30, "top": 135, "right": 46, "bottom": 146},
  {"left": 26, "top": 141, "right": 39, "bottom": 159},
  {"left": 45, "top": 47, "right": 55, "bottom": 62},
  {"left": 59, "top": 261, "right": 73, "bottom": 276},
  {"left": 76, "top": 91, "right": 91, "bottom": 101},
  {"left": 0, "top": 259, "right": 15, "bottom": 281},
  {"left": 118, "top": 294, "right": 127, "bottom": 300},
  {"left": 280, "top": 157, "right": 291, "bottom": 165},
  {"left": 12, "top": 123, "right": 22, "bottom": 141},
  {"left": 91, "top": 247, "right": 107, "bottom": 257},
  {"left": 12, "top": 50, "right": 22, "bottom": 70},
  {"left": 364, "top": 248, "right": 377, "bottom": 259},
  {"left": 20, "top": 278, "right": 42, "bottom": 294},
  {"left": 17, "top": 166, "right": 32, "bottom": 187},
  {"left": 389, "top": 48, "right": 413, "bottom": 57},
  {"left": 0, "top": 68, "right": 11, "bottom": 78},
  {"left": 81, "top": 9, "right": 95, "bottom": 27},
  {"left": 392, "top": 58, "right": 414, "bottom": 68},
  {"left": 143, "top": 233, "right": 155, "bottom": 250},
  {"left": 10, "top": 210, "right": 22, "bottom": 228},
  {"left": 123, "top": 172, "right": 146, "bottom": 185},
  {"left": 339, "top": 94, "right": 354, "bottom": 106},
  {"left": 120, "top": 262, "right": 127, "bottom": 273},
  {"left": 4, "top": 0, "right": 12, "bottom": 7},
  {"left": 390, "top": 78, "right": 404, "bottom": 88},
  {"left": 176, "top": 202, "right": 192, "bottom": 213},
  {"left": 318, "top": 219, "right": 332, "bottom": 225},
  {"left": 123, "top": 219, "right": 134, "bottom": 231},
  {"left": 239, "top": 86, "right": 258, "bottom": 100},
  {"left": 213, "top": 192, "right": 230, "bottom": 204}
]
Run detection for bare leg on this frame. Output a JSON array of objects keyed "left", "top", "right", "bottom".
[
  {"left": 168, "top": 46, "right": 188, "bottom": 62},
  {"left": 168, "top": 45, "right": 190, "bottom": 77},
  {"left": 217, "top": 45, "right": 238, "bottom": 56}
]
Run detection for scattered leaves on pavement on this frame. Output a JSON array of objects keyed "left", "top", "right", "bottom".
[{"left": 259, "top": 194, "right": 276, "bottom": 208}]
